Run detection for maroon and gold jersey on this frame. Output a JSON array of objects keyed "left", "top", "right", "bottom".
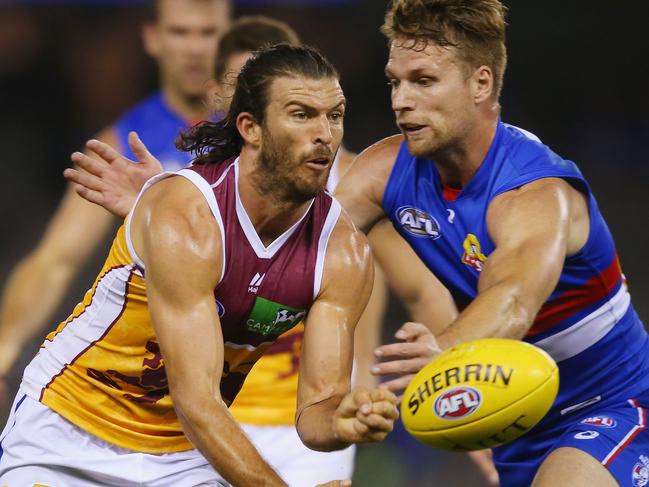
[
  {"left": 20, "top": 158, "right": 341, "bottom": 453},
  {"left": 230, "top": 153, "right": 344, "bottom": 425},
  {"left": 231, "top": 324, "right": 304, "bottom": 425}
]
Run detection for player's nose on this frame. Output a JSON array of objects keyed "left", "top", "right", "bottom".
[
  {"left": 391, "top": 83, "right": 415, "bottom": 111},
  {"left": 313, "top": 114, "right": 333, "bottom": 145}
]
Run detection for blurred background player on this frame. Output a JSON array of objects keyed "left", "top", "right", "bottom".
[{"left": 0, "top": 0, "right": 231, "bottom": 399}]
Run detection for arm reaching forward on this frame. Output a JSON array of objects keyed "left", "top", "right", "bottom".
[
  {"left": 296, "top": 212, "right": 398, "bottom": 451},
  {"left": 372, "top": 178, "right": 590, "bottom": 392}
]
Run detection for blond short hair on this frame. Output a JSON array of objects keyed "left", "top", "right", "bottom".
[{"left": 382, "top": 0, "right": 508, "bottom": 100}]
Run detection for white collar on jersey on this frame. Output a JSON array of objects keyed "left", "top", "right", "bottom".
[{"left": 233, "top": 158, "right": 315, "bottom": 260}]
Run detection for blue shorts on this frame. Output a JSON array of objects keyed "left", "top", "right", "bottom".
[{"left": 494, "top": 397, "right": 649, "bottom": 487}]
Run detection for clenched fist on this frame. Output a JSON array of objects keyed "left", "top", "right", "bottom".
[{"left": 333, "top": 388, "right": 399, "bottom": 444}]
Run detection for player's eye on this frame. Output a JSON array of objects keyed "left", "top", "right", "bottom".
[
  {"left": 328, "top": 111, "right": 344, "bottom": 122},
  {"left": 168, "top": 26, "right": 189, "bottom": 36}
]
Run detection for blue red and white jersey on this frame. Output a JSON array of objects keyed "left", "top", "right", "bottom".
[
  {"left": 114, "top": 91, "right": 197, "bottom": 172},
  {"left": 383, "top": 121, "right": 649, "bottom": 420}
]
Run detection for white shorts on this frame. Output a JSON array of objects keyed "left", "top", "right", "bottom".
[
  {"left": 241, "top": 423, "right": 355, "bottom": 487},
  {"left": 0, "top": 391, "right": 226, "bottom": 487}
]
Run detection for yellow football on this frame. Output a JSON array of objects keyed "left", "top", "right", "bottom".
[{"left": 401, "top": 338, "right": 559, "bottom": 451}]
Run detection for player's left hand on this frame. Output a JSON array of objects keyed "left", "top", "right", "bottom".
[
  {"left": 332, "top": 388, "right": 398, "bottom": 444},
  {"left": 371, "top": 322, "right": 442, "bottom": 397},
  {"left": 65, "top": 132, "right": 163, "bottom": 218},
  {"left": 315, "top": 481, "right": 351, "bottom": 487}
]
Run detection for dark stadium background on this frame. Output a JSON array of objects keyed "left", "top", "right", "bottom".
[{"left": 0, "top": 1, "right": 647, "bottom": 485}]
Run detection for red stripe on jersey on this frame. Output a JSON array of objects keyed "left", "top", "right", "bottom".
[
  {"left": 528, "top": 255, "right": 623, "bottom": 337},
  {"left": 603, "top": 399, "right": 646, "bottom": 467},
  {"left": 442, "top": 184, "right": 461, "bottom": 202}
]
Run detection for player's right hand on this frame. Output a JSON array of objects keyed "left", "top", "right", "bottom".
[
  {"left": 315, "top": 481, "right": 351, "bottom": 487},
  {"left": 65, "top": 131, "right": 163, "bottom": 218},
  {"left": 333, "top": 387, "right": 398, "bottom": 444}
]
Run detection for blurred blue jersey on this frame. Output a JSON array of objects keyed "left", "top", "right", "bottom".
[{"left": 115, "top": 91, "right": 197, "bottom": 172}]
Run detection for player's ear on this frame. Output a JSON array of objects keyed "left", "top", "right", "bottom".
[
  {"left": 236, "top": 112, "right": 262, "bottom": 147},
  {"left": 471, "top": 65, "right": 494, "bottom": 104},
  {"left": 142, "top": 22, "right": 160, "bottom": 59}
]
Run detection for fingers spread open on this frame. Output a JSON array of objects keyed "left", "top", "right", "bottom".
[
  {"left": 128, "top": 131, "right": 156, "bottom": 164},
  {"left": 71, "top": 152, "right": 107, "bottom": 177},
  {"left": 74, "top": 185, "right": 104, "bottom": 207},
  {"left": 63, "top": 168, "right": 104, "bottom": 192},
  {"left": 85, "top": 139, "right": 124, "bottom": 164}
]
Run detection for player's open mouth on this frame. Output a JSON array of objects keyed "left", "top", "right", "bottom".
[
  {"left": 305, "top": 157, "right": 330, "bottom": 170},
  {"left": 400, "top": 123, "right": 426, "bottom": 135}
]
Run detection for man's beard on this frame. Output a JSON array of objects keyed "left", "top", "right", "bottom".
[{"left": 255, "top": 132, "right": 331, "bottom": 204}]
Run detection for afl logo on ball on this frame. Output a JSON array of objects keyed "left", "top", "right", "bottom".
[
  {"left": 396, "top": 206, "right": 441, "bottom": 239},
  {"left": 434, "top": 386, "right": 482, "bottom": 420}
]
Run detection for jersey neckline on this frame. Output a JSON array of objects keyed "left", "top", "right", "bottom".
[{"left": 233, "top": 158, "right": 315, "bottom": 260}]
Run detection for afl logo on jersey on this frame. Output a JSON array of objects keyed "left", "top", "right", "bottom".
[{"left": 397, "top": 206, "right": 441, "bottom": 239}]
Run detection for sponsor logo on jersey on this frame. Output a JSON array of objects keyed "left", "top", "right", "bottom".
[
  {"left": 633, "top": 455, "right": 649, "bottom": 487},
  {"left": 580, "top": 416, "right": 616, "bottom": 428},
  {"left": 245, "top": 297, "right": 306, "bottom": 336},
  {"left": 574, "top": 431, "right": 599, "bottom": 440},
  {"left": 407, "top": 363, "right": 513, "bottom": 416},
  {"left": 433, "top": 386, "right": 482, "bottom": 420},
  {"left": 248, "top": 273, "right": 266, "bottom": 293},
  {"left": 462, "top": 233, "right": 487, "bottom": 271},
  {"left": 396, "top": 206, "right": 441, "bottom": 239}
]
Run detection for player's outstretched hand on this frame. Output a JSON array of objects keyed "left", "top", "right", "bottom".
[
  {"left": 372, "top": 322, "right": 442, "bottom": 397},
  {"left": 65, "top": 131, "right": 163, "bottom": 218},
  {"left": 315, "top": 481, "right": 351, "bottom": 487},
  {"left": 333, "top": 387, "right": 398, "bottom": 444}
]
